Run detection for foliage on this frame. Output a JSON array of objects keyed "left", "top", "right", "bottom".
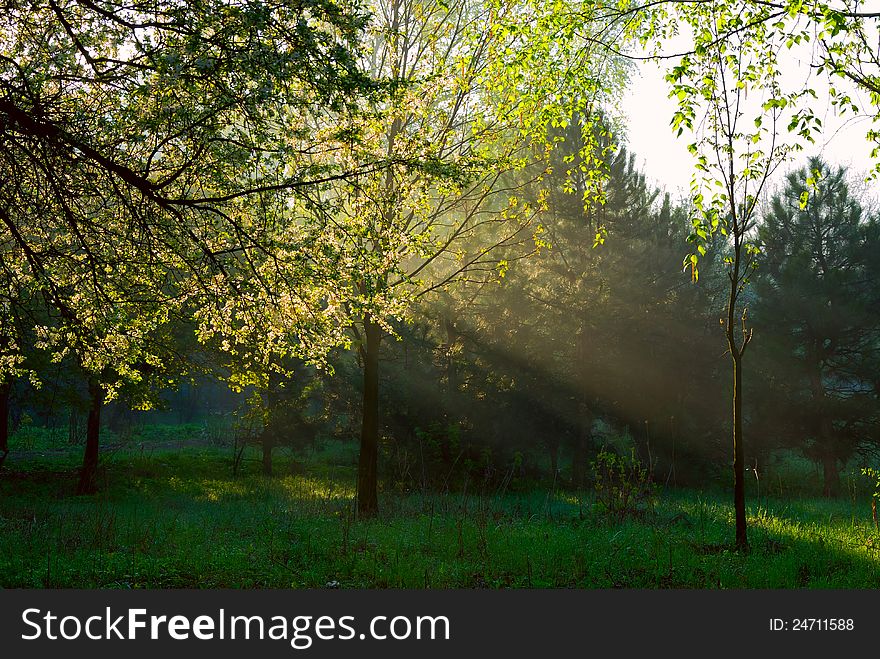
[
  {"left": 5, "top": 445, "right": 880, "bottom": 588},
  {"left": 3, "top": 0, "right": 880, "bottom": 577},
  {"left": 483, "top": 0, "right": 631, "bottom": 206},
  {"left": 0, "top": 0, "right": 373, "bottom": 396},
  {"left": 751, "top": 158, "right": 880, "bottom": 494},
  {"left": 861, "top": 467, "right": 880, "bottom": 501},
  {"left": 591, "top": 448, "right": 655, "bottom": 518},
  {"left": 451, "top": 115, "right": 727, "bottom": 488}
]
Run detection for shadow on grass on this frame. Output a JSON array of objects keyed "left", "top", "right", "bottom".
[{"left": 2, "top": 452, "right": 880, "bottom": 589}]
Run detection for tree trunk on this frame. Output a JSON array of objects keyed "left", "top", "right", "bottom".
[
  {"left": 445, "top": 316, "right": 459, "bottom": 409},
  {"left": 732, "top": 354, "right": 747, "bottom": 551},
  {"left": 76, "top": 380, "right": 102, "bottom": 495},
  {"left": 0, "top": 379, "right": 10, "bottom": 469},
  {"left": 822, "top": 452, "right": 840, "bottom": 498},
  {"left": 808, "top": 346, "right": 838, "bottom": 498},
  {"left": 572, "top": 326, "right": 592, "bottom": 489},
  {"left": 357, "top": 317, "right": 382, "bottom": 517},
  {"left": 725, "top": 233, "right": 749, "bottom": 552},
  {"left": 571, "top": 432, "right": 589, "bottom": 489},
  {"left": 261, "top": 372, "right": 283, "bottom": 477},
  {"left": 262, "top": 433, "right": 274, "bottom": 476},
  {"left": 549, "top": 440, "right": 559, "bottom": 481}
]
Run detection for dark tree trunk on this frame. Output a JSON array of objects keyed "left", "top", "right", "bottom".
[
  {"left": 76, "top": 380, "right": 102, "bottom": 494},
  {"left": 808, "top": 347, "right": 838, "bottom": 498},
  {"left": 0, "top": 379, "right": 10, "bottom": 469},
  {"left": 262, "top": 433, "right": 274, "bottom": 476},
  {"left": 572, "top": 327, "right": 592, "bottom": 489},
  {"left": 357, "top": 317, "right": 382, "bottom": 517},
  {"left": 262, "top": 372, "right": 283, "bottom": 477},
  {"left": 732, "top": 354, "right": 747, "bottom": 551},
  {"left": 445, "top": 316, "right": 459, "bottom": 407},
  {"left": 549, "top": 440, "right": 559, "bottom": 480},
  {"left": 571, "top": 431, "right": 590, "bottom": 489},
  {"left": 68, "top": 408, "right": 82, "bottom": 446},
  {"left": 724, "top": 231, "right": 750, "bottom": 552},
  {"left": 822, "top": 452, "right": 840, "bottom": 498},
  {"left": 444, "top": 316, "right": 461, "bottom": 466}
]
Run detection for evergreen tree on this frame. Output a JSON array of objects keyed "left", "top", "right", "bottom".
[{"left": 753, "top": 158, "right": 880, "bottom": 496}]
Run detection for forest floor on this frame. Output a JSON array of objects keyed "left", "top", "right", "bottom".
[{"left": 2, "top": 435, "right": 880, "bottom": 588}]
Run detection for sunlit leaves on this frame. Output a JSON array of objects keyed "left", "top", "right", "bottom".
[
  {"left": 483, "top": 0, "right": 630, "bottom": 210},
  {"left": 0, "top": 0, "right": 371, "bottom": 397}
]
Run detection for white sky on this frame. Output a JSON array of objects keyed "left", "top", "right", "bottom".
[{"left": 619, "top": 58, "right": 880, "bottom": 199}]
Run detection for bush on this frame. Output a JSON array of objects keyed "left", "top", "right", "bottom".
[
  {"left": 861, "top": 467, "right": 880, "bottom": 529},
  {"left": 591, "top": 448, "right": 655, "bottom": 519}
]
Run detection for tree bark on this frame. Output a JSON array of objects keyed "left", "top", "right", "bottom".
[
  {"left": 445, "top": 315, "right": 459, "bottom": 409},
  {"left": 76, "top": 379, "right": 102, "bottom": 494},
  {"left": 262, "top": 433, "right": 274, "bottom": 476},
  {"left": 571, "top": 429, "right": 590, "bottom": 488},
  {"left": 822, "top": 452, "right": 840, "bottom": 498},
  {"left": 549, "top": 440, "right": 559, "bottom": 481},
  {"left": 261, "top": 372, "right": 283, "bottom": 477},
  {"left": 808, "top": 345, "right": 838, "bottom": 498},
  {"left": 724, "top": 225, "right": 750, "bottom": 552},
  {"left": 732, "top": 354, "right": 747, "bottom": 551},
  {"left": 357, "top": 317, "right": 382, "bottom": 517},
  {"left": 0, "top": 379, "right": 10, "bottom": 469},
  {"left": 572, "top": 327, "right": 592, "bottom": 489}
]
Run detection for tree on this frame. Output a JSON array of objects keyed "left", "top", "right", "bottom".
[
  {"left": 307, "top": 0, "right": 571, "bottom": 516},
  {"left": 1, "top": 0, "right": 373, "bottom": 378},
  {"left": 0, "top": 274, "right": 35, "bottom": 469},
  {"left": 753, "top": 158, "right": 880, "bottom": 496},
  {"left": 1, "top": 0, "right": 376, "bottom": 486},
  {"left": 602, "top": 2, "right": 880, "bottom": 151},
  {"left": 464, "top": 114, "right": 728, "bottom": 488},
  {"left": 652, "top": 0, "right": 812, "bottom": 549},
  {"left": 464, "top": 0, "right": 880, "bottom": 527},
  {"left": 529, "top": 120, "right": 664, "bottom": 485}
]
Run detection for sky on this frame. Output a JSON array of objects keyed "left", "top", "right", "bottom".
[{"left": 619, "top": 58, "right": 880, "bottom": 199}]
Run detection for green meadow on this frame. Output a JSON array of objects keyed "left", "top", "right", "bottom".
[{"left": 3, "top": 430, "right": 879, "bottom": 589}]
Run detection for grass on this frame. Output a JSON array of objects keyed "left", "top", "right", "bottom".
[
  {"left": 8, "top": 419, "right": 224, "bottom": 453},
  {"left": 2, "top": 440, "right": 880, "bottom": 588}
]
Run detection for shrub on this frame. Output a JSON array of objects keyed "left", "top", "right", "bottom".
[
  {"left": 861, "top": 467, "right": 880, "bottom": 529},
  {"left": 591, "top": 448, "right": 655, "bottom": 519}
]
